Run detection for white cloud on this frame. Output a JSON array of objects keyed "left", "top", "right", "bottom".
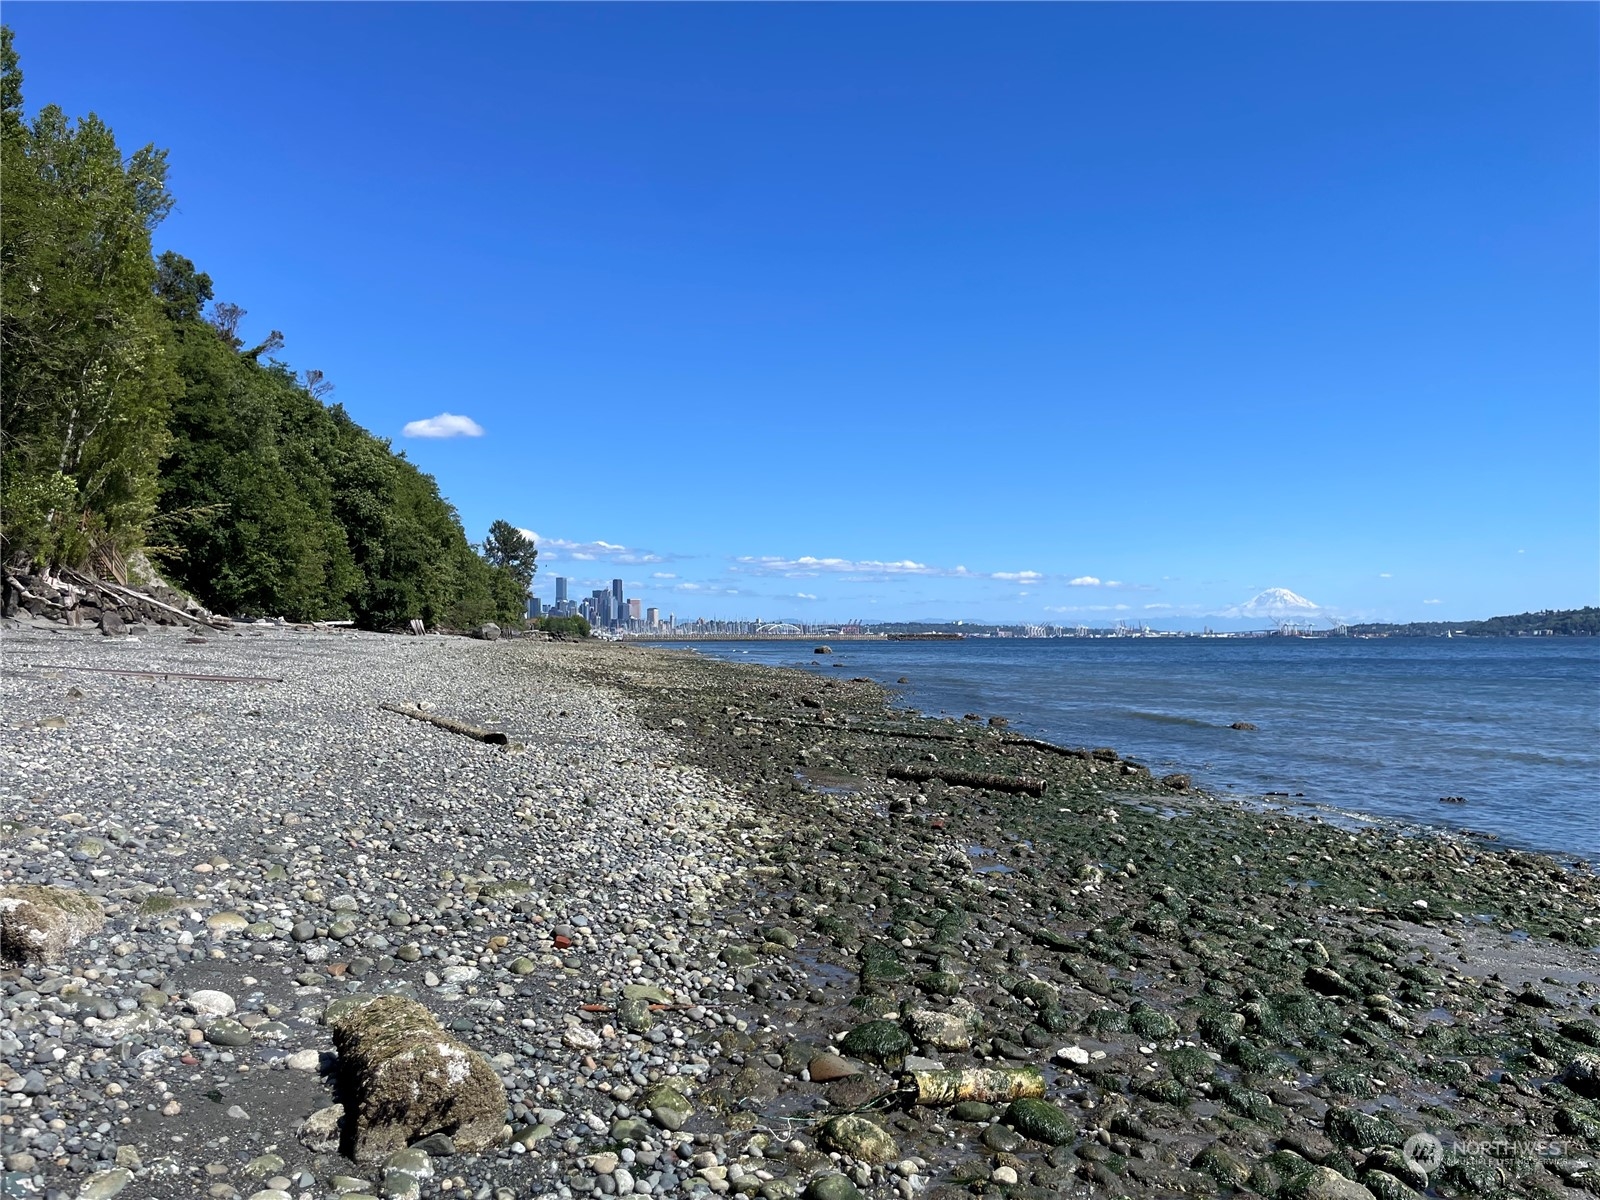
[
  {"left": 733, "top": 554, "right": 1047, "bottom": 583},
  {"left": 1423, "top": 598, "right": 1443, "bottom": 605},
  {"left": 794, "top": 592, "right": 818, "bottom": 600},
  {"left": 1144, "top": 603, "right": 1172, "bottom": 610},
  {"left": 673, "top": 582, "right": 741, "bottom": 595},
  {"left": 1043, "top": 604, "right": 1132, "bottom": 613},
  {"left": 1379, "top": 572, "right": 1393, "bottom": 579},
  {"left": 652, "top": 572, "right": 677, "bottom": 580},
  {"left": 529, "top": 534, "right": 669, "bottom": 565},
  {"left": 402, "top": 412, "right": 484, "bottom": 438},
  {"left": 1068, "top": 576, "right": 1101, "bottom": 587}
]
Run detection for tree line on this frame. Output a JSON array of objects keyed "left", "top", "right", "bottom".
[
  {"left": 1347, "top": 608, "right": 1599, "bottom": 637},
  {"left": 0, "top": 29, "right": 535, "bottom": 627}
]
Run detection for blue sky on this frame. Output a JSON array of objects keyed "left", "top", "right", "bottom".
[{"left": 9, "top": 3, "right": 1596, "bottom": 626}]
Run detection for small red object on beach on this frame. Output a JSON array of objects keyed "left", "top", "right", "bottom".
[
  {"left": 553, "top": 934, "right": 572, "bottom": 949},
  {"left": 930, "top": 818, "right": 946, "bottom": 830}
]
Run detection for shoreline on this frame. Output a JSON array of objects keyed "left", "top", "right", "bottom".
[
  {"left": 660, "top": 637, "right": 1600, "bottom": 867},
  {"left": 2, "top": 628, "right": 1597, "bottom": 1200}
]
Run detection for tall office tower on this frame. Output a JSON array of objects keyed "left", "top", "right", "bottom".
[
  {"left": 527, "top": 596, "right": 543, "bottom": 619},
  {"left": 611, "top": 578, "right": 624, "bottom": 615},
  {"left": 646, "top": 607, "right": 659, "bottom": 627},
  {"left": 555, "top": 577, "right": 569, "bottom": 606},
  {"left": 628, "top": 599, "right": 641, "bottom": 621}
]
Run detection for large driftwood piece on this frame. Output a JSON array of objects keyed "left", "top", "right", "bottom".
[
  {"left": 888, "top": 763, "right": 1046, "bottom": 796},
  {"left": 380, "top": 702, "right": 509, "bottom": 746},
  {"left": 70, "top": 571, "right": 211, "bottom": 629}
]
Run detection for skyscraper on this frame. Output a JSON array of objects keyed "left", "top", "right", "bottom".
[
  {"left": 611, "top": 578, "right": 624, "bottom": 618},
  {"left": 628, "top": 598, "right": 641, "bottom": 622},
  {"left": 555, "top": 577, "right": 569, "bottom": 605}
]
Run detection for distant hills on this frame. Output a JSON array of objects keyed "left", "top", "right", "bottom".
[{"left": 1346, "top": 608, "right": 1599, "bottom": 637}]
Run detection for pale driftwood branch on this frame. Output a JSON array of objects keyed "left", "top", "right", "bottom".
[
  {"left": 379, "top": 702, "right": 509, "bottom": 746},
  {"left": 888, "top": 764, "right": 1045, "bottom": 796}
]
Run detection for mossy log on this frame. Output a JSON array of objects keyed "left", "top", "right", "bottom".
[
  {"left": 327, "top": 995, "right": 507, "bottom": 1160},
  {"left": 904, "top": 1065, "right": 1045, "bottom": 1106},
  {"left": 887, "top": 764, "right": 1046, "bottom": 796}
]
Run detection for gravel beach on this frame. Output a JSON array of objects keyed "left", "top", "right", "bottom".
[{"left": 3, "top": 626, "right": 1598, "bottom": 1200}]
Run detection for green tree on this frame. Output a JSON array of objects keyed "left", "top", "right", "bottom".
[
  {"left": 481, "top": 519, "right": 537, "bottom": 589},
  {"left": 1, "top": 26, "right": 178, "bottom": 567}
]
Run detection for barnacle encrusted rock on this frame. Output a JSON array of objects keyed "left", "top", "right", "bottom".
[
  {"left": 0, "top": 885, "right": 104, "bottom": 964},
  {"left": 327, "top": 994, "right": 507, "bottom": 1160}
]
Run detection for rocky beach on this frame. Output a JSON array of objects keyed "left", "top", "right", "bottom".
[{"left": 2, "top": 626, "right": 1598, "bottom": 1200}]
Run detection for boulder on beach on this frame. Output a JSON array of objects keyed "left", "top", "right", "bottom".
[
  {"left": 1230, "top": 721, "right": 1258, "bottom": 731},
  {"left": 814, "top": 645, "right": 833, "bottom": 654},
  {"left": 0, "top": 885, "right": 104, "bottom": 964},
  {"left": 327, "top": 994, "right": 507, "bottom": 1161},
  {"left": 472, "top": 622, "right": 501, "bottom": 641}
]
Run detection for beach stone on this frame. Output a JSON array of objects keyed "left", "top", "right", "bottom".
[
  {"left": 818, "top": 1114, "right": 899, "bottom": 1164},
  {"left": 1300, "top": 1166, "right": 1376, "bottom": 1200},
  {"left": 299, "top": 1103, "right": 345, "bottom": 1153},
  {"left": 206, "top": 910, "right": 249, "bottom": 933},
  {"left": 643, "top": 1080, "right": 693, "bottom": 1131},
  {"left": 1562, "top": 1053, "right": 1600, "bottom": 1098},
  {"left": 617, "top": 994, "right": 653, "bottom": 1033},
  {"left": 804, "top": 1176, "right": 861, "bottom": 1200},
  {"left": 0, "top": 885, "right": 104, "bottom": 964},
  {"left": 76, "top": 1169, "right": 134, "bottom": 1199},
  {"left": 285, "top": 1048, "right": 321, "bottom": 1071},
  {"left": 807, "top": 1051, "right": 858, "bottom": 1082},
  {"left": 905, "top": 998, "right": 982, "bottom": 1051},
  {"left": 205, "top": 1017, "right": 253, "bottom": 1046},
  {"left": 1361, "top": 1171, "right": 1425, "bottom": 1200},
  {"left": 328, "top": 995, "right": 506, "bottom": 1160},
  {"left": 188, "top": 989, "right": 236, "bottom": 1017}
]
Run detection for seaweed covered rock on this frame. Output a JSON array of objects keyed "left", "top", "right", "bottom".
[
  {"left": 1004, "top": 1097, "right": 1075, "bottom": 1145},
  {"left": 327, "top": 995, "right": 506, "bottom": 1161},
  {"left": 818, "top": 1114, "right": 899, "bottom": 1164},
  {"left": 0, "top": 885, "right": 104, "bottom": 964},
  {"left": 839, "top": 1019, "right": 912, "bottom": 1066},
  {"left": 642, "top": 1081, "right": 694, "bottom": 1131}
]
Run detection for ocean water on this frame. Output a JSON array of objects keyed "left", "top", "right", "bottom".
[{"left": 670, "top": 637, "right": 1600, "bottom": 861}]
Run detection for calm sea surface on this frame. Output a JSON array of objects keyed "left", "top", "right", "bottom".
[{"left": 669, "top": 637, "right": 1600, "bottom": 860}]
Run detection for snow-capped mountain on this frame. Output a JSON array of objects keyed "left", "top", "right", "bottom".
[{"left": 1226, "top": 588, "right": 1323, "bottom": 620}]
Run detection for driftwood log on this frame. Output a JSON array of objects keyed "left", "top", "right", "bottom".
[
  {"left": 1002, "top": 734, "right": 1091, "bottom": 760},
  {"left": 888, "top": 764, "right": 1045, "bottom": 796},
  {"left": 75, "top": 573, "right": 211, "bottom": 629},
  {"left": 379, "top": 702, "right": 508, "bottom": 746}
]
